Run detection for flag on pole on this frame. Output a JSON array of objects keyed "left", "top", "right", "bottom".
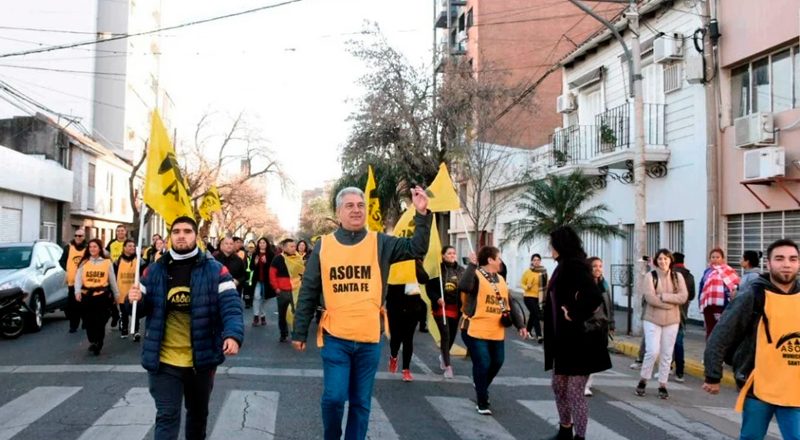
[
  {"left": 423, "top": 215, "right": 443, "bottom": 278},
  {"left": 426, "top": 163, "right": 461, "bottom": 213},
  {"left": 364, "top": 165, "right": 382, "bottom": 232},
  {"left": 387, "top": 207, "right": 417, "bottom": 284},
  {"left": 143, "top": 111, "right": 193, "bottom": 225},
  {"left": 199, "top": 185, "right": 222, "bottom": 221}
]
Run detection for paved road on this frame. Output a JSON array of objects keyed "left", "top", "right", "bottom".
[{"left": 0, "top": 302, "right": 779, "bottom": 440}]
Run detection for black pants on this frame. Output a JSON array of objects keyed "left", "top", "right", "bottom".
[
  {"left": 66, "top": 286, "right": 81, "bottom": 331},
  {"left": 82, "top": 293, "right": 110, "bottom": 348},
  {"left": 149, "top": 363, "right": 216, "bottom": 440},
  {"left": 433, "top": 314, "right": 460, "bottom": 366},
  {"left": 387, "top": 291, "right": 422, "bottom": 370},
  {"left": 524, "top": 297, "right": 542, "bottom": 338},
  {"left": 120, "top": 300, "right": 144, "bottom": 335},
  {"left": 242, "top": 282, "right": 254, "bottom": 308},
  {"left": 109, "top": 302, "right": 120, "bottom": 327},
  {"left": 277, "top": 290, "right": 294, "bottom": 338},
  {"left": 418, "top": 299, "right": 428, "bottom": 330}
]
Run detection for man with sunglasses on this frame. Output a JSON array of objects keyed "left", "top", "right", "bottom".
[{"left": 59, "top": 228, "right": 88, "bottom": 333}]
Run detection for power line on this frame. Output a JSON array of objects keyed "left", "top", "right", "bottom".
[
  {"left": 0, "top": 73, "right": 125, "bottom": 110},
  {"left": 0, "top": 63, "right": 126, "bottom": 77},
  {"left": 0, "top": 0, "right": 303, "bottom": 59},
  {"left": 0, "top": 25, "right": 112, "bottom": 35}
]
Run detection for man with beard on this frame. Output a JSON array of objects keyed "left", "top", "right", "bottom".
[
  {"left": 59, "top": 229, "right": 87, "bottom": 333},
  {"left": 703, "top": 239, "right": 800, "bottom": 439},
  {"left": 128, "top": 216, "right": 243, "bottom": 439}
]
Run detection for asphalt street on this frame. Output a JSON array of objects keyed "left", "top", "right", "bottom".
[{"left": 0, "top": 300, "right": 780, "bottom": 440}]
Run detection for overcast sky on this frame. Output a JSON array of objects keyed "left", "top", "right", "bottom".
[{"left": 161, "top": 0, "right": 433, "bottom": 231}]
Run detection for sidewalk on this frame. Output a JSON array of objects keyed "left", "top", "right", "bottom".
[{"left": 610, "top": 308, "right": 736, "bottom": 387}]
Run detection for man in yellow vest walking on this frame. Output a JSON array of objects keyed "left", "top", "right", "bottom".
[
  {"left": 59, "top": 229, "right": 87, "bottom": 333},
  {"left": 703, "top": 238, "right": 800, "bottom": 439},
  {"left": 293, "top": 186, "right": 431, "bottom": 440}
]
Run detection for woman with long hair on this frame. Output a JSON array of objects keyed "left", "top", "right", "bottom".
[
  {"left": 296, "top": 240, "right": 310, "bottom": 259},
  {"left": 74, "top": 238, "right": 119, "bottom": 355},
  {"left": 250, "top": 237, "right": 276, "bottom": 326},
  {"left": 698, "top": 248, "right": 739, "bottom": 339},
  {"left": 635, "top": 249, "right": 688, "bottom": 399},
  {"left": 584, "top": 256, "right": 614, "bottom": 397},
  {"left": 458, "top": 246, "right": 527, "bottom": 416},
  {"left": 542, "top": 226, "right": 611, "bottom": 440},
  {"left": 425, "top": 245, "right": 464, "bottom": 378}
]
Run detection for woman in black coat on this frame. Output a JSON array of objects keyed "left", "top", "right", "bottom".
[{"left": 542, "top": 226, "right": 611, "bottom": 440}]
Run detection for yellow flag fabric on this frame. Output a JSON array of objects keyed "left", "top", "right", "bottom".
[
  {"left": 426, "top": 163, "right": 461, "bottom": 213},
  {"left": 198, "top": 185, "right": 222, "bottom": 221},
  {"left": 144, "top": 111, "right": 193, "bottom": 225},
  {"left": 387, "top": 207, "right": 417, "bottom": 284},
  {"left": 423, "top": 216, "right": 442, "bottom": 278},
  {"left": 365, "top": 165, "right": 382, "bottom": 232}
]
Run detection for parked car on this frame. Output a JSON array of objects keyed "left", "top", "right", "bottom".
[{"left": 0, "top": 241, "right": 68, "bottom": 332}]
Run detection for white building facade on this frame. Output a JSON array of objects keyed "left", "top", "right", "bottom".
[{"left": 492, "top": 1, "right": 713, "bottom": 323}]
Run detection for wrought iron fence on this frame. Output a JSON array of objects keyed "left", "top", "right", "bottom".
[{"left": 550, "top": 125, "right": 596, "bottom": 167}]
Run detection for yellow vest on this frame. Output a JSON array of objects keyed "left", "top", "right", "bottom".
[
  {"left": 466, "top": 271, "right": 509, "bottom": 341},
  {"left": 81, "top": 259, "right": 111, "bottom": 296},
  {"left": 65, "top": 244, "right": 83, "bottom": 286},
  {"left": 318, "top": 232, "right": 382, "bottom": 346},
  {"left": 736, "top": 289, "right": 800, "bottom": 411},
  {"left": 115, "top": 257, "right": 138, "bottom": 304}
]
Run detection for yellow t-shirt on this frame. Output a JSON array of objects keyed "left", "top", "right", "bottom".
[{"left": 160, "top": 286, "right": 193, "bottom": 367}]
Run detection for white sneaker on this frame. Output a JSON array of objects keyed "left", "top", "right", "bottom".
[
  {"left": 443, "top": 366, "right": 454, "bottom": 379},
  {"left": 584, "top": 387, "right": 593, "bottom": 397},
  {"left": 629, "top": 362, "right": 642, "bottom": 370},
  {"left": 674, "top": 375, "right": 685, "bottom": 383}
]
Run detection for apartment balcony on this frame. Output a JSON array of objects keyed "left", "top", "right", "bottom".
[
  {"left": 549, "top": 103, "right": 670, "bottom": 181},
  {"left": 435, "top": 0, "right": 466, "bottom": 28},
  {"left": 434, "top": 37, "right": 467, "bottom": 73}
]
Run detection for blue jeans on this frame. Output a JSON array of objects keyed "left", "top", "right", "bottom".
[
  {"left": 741, "top": 396, "right": 800, "bottom": 440},
  {"left": 461, "top": 330, "right": 505, "bottom": 406},
  {"left": 320, "top": 334, "right": 382, "bottom": 440},
  {"left": 148, "top": 363, "right": 216, "bottom": 440},
  {"left": 673, "top": 326, "right": 685, "bottom": 377}
]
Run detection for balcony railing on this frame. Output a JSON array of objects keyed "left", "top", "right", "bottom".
[{"left": 549, "top": 103, "right": 667, "bottom": 168}]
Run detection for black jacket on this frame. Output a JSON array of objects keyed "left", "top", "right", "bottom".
[
  {"left": 704, "top": 274, "right": 800, "bottom": 387},
  {"left": 426, "top": 261, "right": 465, "bottom": 306},
  {"left": 542, "top": 258, "right": 612, "bottom": 376},
  {"left": 213, "top": 251, "right": 247, "bottom": 290}
]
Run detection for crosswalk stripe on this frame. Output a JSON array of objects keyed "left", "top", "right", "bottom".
[
  {"left": 412, "top": 354, "right": 434, "bottom": 375},
  {"left": 511, "top": 340, "right": 544, "bottom": 361},
  {"left": 0, "top": 386, "right": 81, "bottom": 440},
  {"left": 697, "top": 405, "right": 781, "bottom": 438},
  {"left": 609, "top": 401, "right": 733, "bottom": 440},
  {"left": 426, "top": 396, "right": 516, "bottom": 440},
  {"left": 517, "top": 400, "right": 627, "bottom": 440},
  {"left": 342, "top": 398, "right": 399, "bottom": 440},
  {"left": 76, "top": 387, "right": 155, "bottom": 440},
  {"left": 209, "top": 390, "right": 279, "bottom": 440}
]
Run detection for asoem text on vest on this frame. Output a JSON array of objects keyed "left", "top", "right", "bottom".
[{"left": 328, "top": 265, "right": 372, "bottom": 293}]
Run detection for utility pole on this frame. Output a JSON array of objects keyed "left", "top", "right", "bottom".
[{"left": 568, "top": 0, "right": 646, "bottom": 335}]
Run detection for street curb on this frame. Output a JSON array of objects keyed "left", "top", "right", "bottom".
[{"left": 611, "top": 340, "right": 736, "bottom": 388}]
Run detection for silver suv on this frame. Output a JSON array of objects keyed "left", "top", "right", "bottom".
[{"left": 0, "top": 241, "right": 68, "bottom": 332}]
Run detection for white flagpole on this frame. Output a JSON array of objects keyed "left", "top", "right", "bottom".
[{"left": 131, "top": 203, "right": 147, "bottom": 335}]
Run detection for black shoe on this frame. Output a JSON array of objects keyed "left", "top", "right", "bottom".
[
  {"left": 133, "top": 332, "right": 141, "bottom": 342},
  {"left": 574, "top": 436, "right": 586, "bottom": 440},
  {"left": 546, "top": 424, "right": 573, "bottom": 440},
  {"left": 476, "top": 402, "right": 492, "bottom": 415},
  {"left": 68, "top": 328, "right": 77, "bottom": 334},
  {"left": 88, "top": 343, "right": 99, "bottom": 355},
  {"left": 635, "top": 380, "right": 647, "bottom": 397},
  {"left": 419, "top": 326, "right": 429, "bottom": 334},
  {"left": 279, "top": 336, "right": 289, "bottom": 343},
  {"left": 110, "top": 317, "right": 119, "bottom": 328},
  {"left": 537, "top": 336, "right": 544, "bottom": 344},
  {"left": 658, "top": 386, "right": 669, "bottom": 400}
]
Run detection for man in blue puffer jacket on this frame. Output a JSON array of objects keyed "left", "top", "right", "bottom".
[{"left": 129, "top": 216, "right": 243, "bottom": 440}]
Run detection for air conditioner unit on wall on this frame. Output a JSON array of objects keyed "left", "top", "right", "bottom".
[
  {"left": 556, "top": 93, "right": 577, "bottom": 113},
  {"left": 654, "top": 33, "right": 684, "bottom": 64},
  {"left": 734, "top": 112, "right": 775, "bottom": 148},
  {"left": 743, "top": 146, "right": 785, "bottom": 181}
]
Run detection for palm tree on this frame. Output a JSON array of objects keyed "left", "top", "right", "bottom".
[{"left": 504, "top": 171, "right": 623, "bottom": 247}]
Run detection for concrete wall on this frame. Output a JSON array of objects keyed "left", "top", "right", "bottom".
[
  {"left": 717, "top": 0, "right": 800, "bottom": 68},
  {"left": 0, "top": 145, "right": 73, "bottom": 202}
]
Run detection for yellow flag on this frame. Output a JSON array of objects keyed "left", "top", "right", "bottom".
[
  {"left": 423, "top": 216, "right": 442, "bottom": 278},
  {"left": 364, "top": 165, "right": 382, "bottom": 232},
  {"left": 199, "top": 185, "right": 222, "bottom": 221},
  {"left": 426, "top": 163, "right": 461, "bottom": 212},
  {"left": 387, "top": 207, "right": 417, "bottom": 284},
  {"left": 144, "top": 111, "right": 193, "bottom": 225}
]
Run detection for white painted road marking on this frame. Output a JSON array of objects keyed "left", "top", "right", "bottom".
[
  {"left": 426, "top": 396, "right": 516, "bottom": 440},
  {"left": 518, "top": 400, "right": 628, "bottom": 440},
  {"left": 210, "top": 390, "right": 279, "bottom": 440},
  {"left": 0, "top": 386, "right": 81, "bottom": 440},
  {"left": 77, "top": 387, "right": 155, "bottom": 440},
  {"left": 698, "top": 405, "right": 781, "bottom": 438}
]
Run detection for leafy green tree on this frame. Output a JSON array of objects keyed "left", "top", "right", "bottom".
[{"left": 505, "top": 171, "right": 623, "bottom": 247}]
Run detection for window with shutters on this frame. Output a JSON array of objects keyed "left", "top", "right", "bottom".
[
  {"left": 664, "top": 62, "right": 682, "bottom": 94},
  {"left": 0, "top": 208, "right": 22, "bottom": 243},
  {"left": 726, "top": 210, "right": 800, "bottom": 270},
  {"left": 87, "top": 163, "right": 96, "bottom": 211},
  {"left": 580, "top": 231, "right": 605, "bottom": 260},
  {"left": 647, "top": 222, "right": 660, "bottom": 258},
  {"left": 666, "top": 221, "right": 684, "bottom": 253}
]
